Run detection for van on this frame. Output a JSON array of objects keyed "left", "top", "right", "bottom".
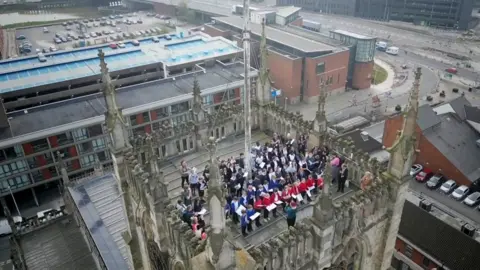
[{"left": 0, "top": 216, "right": 23, "bottom": 236}]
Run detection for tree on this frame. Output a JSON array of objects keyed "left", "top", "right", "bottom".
[{"left": 178, "top": 1, "right": 189, "bottom": 19}]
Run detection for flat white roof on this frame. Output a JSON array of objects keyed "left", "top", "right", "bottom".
[
  {"left": 332, "top": 29, "right": 374, "bottom": 40},
  {"left": 276, "top": 6, "right": 301, "bottom": 18}
]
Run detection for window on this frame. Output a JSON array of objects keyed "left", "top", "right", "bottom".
[
  {"left": 87, "top": 124, "right": 103, "bottom": 137},
  {"left": 176, "top": 140, "right": 181, "bottom": 152},
  {"left": 130, "top": 115, "right": 138, "bottom": 126},
  {"left": 172, "top": 114, "right": 190, "bottom": 127},
  {"left": 1, "top": 145, "right": 23, "bottom": 161},
  {"left": 0, "top": 160, "right": 29, "bottom": 178},
  {"left": 227, "top": 88, "right": 236, "bottom": 99},
  {"left": 160, "top": 145, "right": 166, "bottom": 157},
  {"left": 133, "top": 126, "right": 145, "bottom": 137},
  {"left": 316, "top": 62, "right": 325, "bottom": 74},
  {"left": 97, "top": 151, "right": 108, "bottom": 162},
  {"left": 422, "top": 257, "right": 430, "bottom": 267},
  {"left": 31, "top": 138, "right": 49, "bottom": 152},
  {"left": 73, "top": 128, "right": 88, "bottom": 141},
  {"left": 171, "top": 102, "right": 189, "bottom": 114},
  {"left": 57, "top": 132, "right": 74, "bottom": 146},
  {"left": 189, "top": 138, "right": 194, "bottom": 150},
  {"left": 92, "top": 138, "right": 106, "bottom": 151},
  {"left": 337, "top": 73, "right": 340, "bottom": 83},
  {"left": 80, "top": 154, "right": 96, "bottom": 167},
  {"left": 0, "top": 174, "right": 31, "bottom": 192},
  {"left": 404, "top": 244, "right": 413, "bottom": 258},
  {"left": 203, "top": 95, "right": 213, "bottom": 106},
  {"left": 182, "top": 138, "right": 187, "bottom": 150},
  {"left": 154, "top": 107, "right": 169, "bottom": 118},
  {"left": 142, "top": 112, "right": 150, "bottom": 122},
  {"left": 221, "top": 126, "right": 225, "bottom": 137},
  {"left": 27, "top": 153, "right": 54, "bottom": 168}
]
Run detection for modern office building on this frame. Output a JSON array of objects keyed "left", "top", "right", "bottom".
[
  {"left": 277, "top": 0, "right": 474, "bottom": 29},
  {"left": 0, "top": 33, "right": 251, "bottom": 206},
  {"left": 329, "top": 30, "right": 376, "bottom": 89},
  {"left": 206, "top": 16, "right": 350, "bottom": 104}
]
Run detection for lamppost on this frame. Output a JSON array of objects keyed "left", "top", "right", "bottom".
[{"left": 8, "top": 186, "right": 21, "bottom": 217}]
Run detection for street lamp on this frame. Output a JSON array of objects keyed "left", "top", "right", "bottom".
[{"left": 8, "top": 186, "right": 21, "bottom": 217}]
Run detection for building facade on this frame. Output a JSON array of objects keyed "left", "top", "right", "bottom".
[
  {"left": 205, "top": 16, "right": 350, "bottom": 104},
  {"left": 329, "top": 30, "right": 376, "bottom": 89},
  {"left": 277, "top": 0, "right": 473, "bottom": 29},
  {"left": 0, "top": 34, "right": 249, "bottom": 206}
]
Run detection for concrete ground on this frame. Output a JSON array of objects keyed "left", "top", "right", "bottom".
[
  {"left": 12, "top": 11, "right": 184, "bottom": 57},
  {"left": 0, "top": 236, "right": 13, "bottom": 270}
]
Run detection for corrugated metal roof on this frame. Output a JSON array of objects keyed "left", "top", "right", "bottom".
[{"left": 69, "top": 173, "right": 132, "bottom": 270}]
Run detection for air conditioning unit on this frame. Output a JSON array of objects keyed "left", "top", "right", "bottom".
[
  {"left": 419, "top": 199, "right": 432, "bottom": 212},
  {"left": 461, "top": 223, "right": 476, "bottom": 237}
]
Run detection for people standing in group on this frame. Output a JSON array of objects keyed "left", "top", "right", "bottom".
[
  {"left": 338, "top": 162, "right": 349, "bottom": 193},
  {"left": 330, "top": 155, "right": 341, "bottom": 184},
  {"left": 189, "top": 167, "right": 200, "bottom": 196}
]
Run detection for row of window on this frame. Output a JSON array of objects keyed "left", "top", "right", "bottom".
[{"left": 0, "top": 174, "right": 31, "bottom": 193}]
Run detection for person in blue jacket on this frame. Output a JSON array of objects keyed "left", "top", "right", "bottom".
[
  {"left": 241, "top": 209, "right": 249, "bottom": 237},
  {"left": 230, "top": 197, "right": 240, "bottom": 224}
]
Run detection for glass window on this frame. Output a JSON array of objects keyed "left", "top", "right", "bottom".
[
  {"left": 142, "top": 112, "right": 150, "bottom": 122},
  {"left": 0, "top": 174, "right": 31, "bottom": 192},
  {"left": 227, "top": 89, "right": 236, "bottom": 99},
  {"left": 57, "top": 132, "right": 74, "bottom": 146},
  {"left": 87, "top": 124, "right": 103, "bottom": 137},
  {"left": 203, "top": 95, "right": 213, "bottom": 106},
  {"left": 172, "top": 114, "right": 190, "bottom": 127},
  {"left": 130, "top": 115, "right": 138, "bottom": 126},
  {"left": 176, "top": 140, "right": 181, "bottom": 152},
  {"left": 0, "top": 160, "right": 28, "bottom": 178},
  {"left": 171, "top": 102, "right": 189, "bottom": 114},
  {"left": 133, "top": 126, "right": 145, "bottom": 137},
  {"left": 160, "top": 145, "right": 166, "bottom": 157},
  {"left": 316, "top": 62, "right": 325, "bottom": 74},
  {"left": 182, "top": 138, "right": 187, "bottom": 150},
  {"left": 31, "top": 138, "right": 49, "bottom": 152},
  {"left": 154, "top": 107, "right": 169, "bottom": 118},
  {"left": 92, "top": 138, "right": 106, "bottom": 151},
  {"left": 80, "top": 154, "right": 96, "bottom": 167},
  {"left": 97, "top": 151, "right": 108, "bottom": 162},
  {"left": 73, "top": 128, "right": 88, "bottom": 141}
]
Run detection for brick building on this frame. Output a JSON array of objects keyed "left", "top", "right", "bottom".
[
  {"left": 383, "top": 97, "right": 480, "bottom": 186},
  {"left": 392, "top": 200, "right": 480, "bottom": 270},
  {"left": 204, "top": 16, "right": 350, "bottom": 104}
]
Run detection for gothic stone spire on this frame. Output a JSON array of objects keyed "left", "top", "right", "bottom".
[
  {"left": 256, "top": 18, "right": 271, "bottom": 104},
  {"left": 98, "top": 49, "right": 129, "bottom": 151},
  {"left": 387, "top": 67, "right": 422, "bottom": 179},
  {"left": 205, "top": 137, "right": 226, "bottom": 265}
]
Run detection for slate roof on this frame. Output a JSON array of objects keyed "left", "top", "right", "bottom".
[
  {"left": 399, "top": 201, "right": 480, "bottom": 270},
  {"left": 338, "top": 129, "right": 384, "bottom": 154},
  {"left": 465, "top": 105, "right": 480, "bottom": 124},
  {"left": 448, "top": 95, "right": 470, "bottom": 120},
  {"left": 417, "top": 104, "right": 441, "bottom": 131},
  {"left": 423, "top": 113, "right": 480, "bottom": 182}
]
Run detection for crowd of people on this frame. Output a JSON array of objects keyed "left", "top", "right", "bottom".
[{"left": 177, "top": 133, "right": 350, "bottom": 238}]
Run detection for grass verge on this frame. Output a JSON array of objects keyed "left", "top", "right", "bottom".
[
  {"left": 372, "top": 64, "right": 388, "bottom": 85},
  {"left": 3, "top": 19, "right": 70, "bottom": 29}
]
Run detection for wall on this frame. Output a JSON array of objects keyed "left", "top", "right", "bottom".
[
  {"left": 202, "top": 25, "right": 231, "bottom": 39},
  {"left": 352, "top": 61, "right": 374, "bottom": 89},
  {"left": 267, "top": 50, "right": 303, "bottom": 104},
  {"left": 383, "top": 115, "right": 471, "bottom": 185},
  {"left": 394, "top": 238, "right": 440, "bottom": 269},
  {"left": 153, "top": 2, "right": 176, "bottom": 16},
  {"left": 290, "top": 17, "right": 303, "bottom": 26},
  {"left": 303, "top": 50, "right": 349, "bottom": 102}
]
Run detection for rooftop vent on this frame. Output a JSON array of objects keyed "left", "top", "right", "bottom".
[
  {"left": 461, "top": 223, "right": 476, "bottom": 238},
  {"left": 419, "top": 199, "right": 432, "bottom": 212},
  {"left": 360, "top": 131, "right": 369, "bottom": 141}
]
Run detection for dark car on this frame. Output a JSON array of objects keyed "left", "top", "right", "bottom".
[{"left": 426, "top": 174, "right": 446, "bottom": 189}]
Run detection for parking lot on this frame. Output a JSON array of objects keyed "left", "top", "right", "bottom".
[{"left": 14, "top": 11, "right": 182, "bottom": 55}]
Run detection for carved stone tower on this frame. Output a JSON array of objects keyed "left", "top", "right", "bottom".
[
  {"left": 256, "top": 18, "right": 271, "bottom": 130},
  {"left": 191, "top": 76, "right": 207, "bottom": 149},
  {"left": 98, "top": 49, "right": 144, "bottom": 269},
  {"left": 316, "top": 81, "right": 328, "bottom": 144},
  {"left": 379, "top": 67, "right": 423, "bottom": 269}
]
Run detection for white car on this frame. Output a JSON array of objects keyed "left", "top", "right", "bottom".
[
  {"left": 410, "top": 164, "right": 423, "bottom": 176},
  {"left": 451, "top": 185, "right": 469, "bottom": 200},
  {"left": 439, "top": 180, "right": 457, "bottom": 194},
  {"left": 90, "top": 32, "right": 97, "bottom": 37},
  {"left": 43, "top": 27, "right": 49, "bottom": 33},
  {"left": 117, "top": 42, "right": 125, "bottom": 48},
  {"left": 463, "top": 192, "right": 480, "bottom": 207}
]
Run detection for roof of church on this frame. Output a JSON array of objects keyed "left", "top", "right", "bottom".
[
  {"left": 399, "top": 200, "right": 480, "bottom": 270},
  {"left": 68, "top": 173, "right": 131, "bottom": 270}
]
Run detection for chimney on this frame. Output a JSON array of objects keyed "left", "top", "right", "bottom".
[
  {"left": 0, "top": 99, "right": 10, "bottom": 130},
  {"left": 360, "top": 131, "right": 369, "bottom": 141}
]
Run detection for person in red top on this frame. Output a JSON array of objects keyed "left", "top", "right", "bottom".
[
  {"left": 289, "top": 182, "right": 300, "bottom": 199},
  {"left": 306, "top": 175, "right": 315, "bottom": 190},
  {"left": 298, "top": 178, "right": 311, "bottom": 203},
  {"left": 262, "top": 193, "right": 272, "bottom": 220},
  {"left": 254, "top": 196, "right": 264, "bottom": 212},
  {"left": 317, "top": 175, "right": 324, "bottom": 191},
  {"left": 282, "top": 186, "right": 292, "bottom": 212}
]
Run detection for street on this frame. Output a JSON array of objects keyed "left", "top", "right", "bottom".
[{"left": 409, "top": 180, "right": 480, "bottom": 227}]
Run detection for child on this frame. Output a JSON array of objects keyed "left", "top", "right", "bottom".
[
  {"left": 199, "top": 178, "right": 207, "bottom": 199},
  {"left": 247, "top": 204, "right": 261, "bottom": 228},
  {"left": 285, "top": 201, "right": 297, "bottom": 228},
  {"left": 241, "top": 209, "right": 249, "bottom": 237},
  {"left": 230, "top": 197, "right": 240, "bottom": 224}
]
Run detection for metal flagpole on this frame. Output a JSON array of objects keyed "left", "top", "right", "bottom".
[
  {"left": 242, "top": 0, "right": 252, "bottom": 180},
  {"left": 8, "top": 186, "right": 21, "bottom": 217}
]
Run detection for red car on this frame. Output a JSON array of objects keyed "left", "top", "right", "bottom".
[
  {"left": 109, "top": 43, "right": 118, "bottom": 49},
  {"left": 445, "top": 67, "right": 457, "bottom": 74},
  {"left": 416, "top": 168, "right": 433, "bottom": 182}
]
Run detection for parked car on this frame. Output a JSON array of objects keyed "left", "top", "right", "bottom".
[
  {"left": 410, "top": 164, "right": 423, "bottom": 177},
  {"left": 144, "top": 29, "right": 151, "bottom": 34},
  {"left": 117, "top": 42, "right": 126, "bottom": 48},
  {"left": 132, "top": 40, "right": 140, "bottom": 46},
  {"left": 38, "top": 53, "right": 47, "bottom": 62},
  {"left": 139, "top": 30, "right": 145, "bottom": 35},
  {"left": 137, "top": 19, "right": 143, "bottom": 24},
  {"left": 463, "top": 192, "right": 480, "bottom": 207},
  {"left": 116, "top": 27, "right": 122, "bottom": 32},
  {"left": 426, "top": 174, "right": 446, "bottom": 189},
  {"left": 54, "top": 38, "right": 62, "bottom": 44},
  {"left": 134, "top": 31, "right": 141, "bottom": 36},
  {"left": 439, "top": 180, "right": 457, "bottom": 194},
  {"left": 152, "top": 36, "right": 159, "bottom": 43},
  {"left": 90, "top": 32, "right": 97, "bottom": 38},
  {"left": 122, "top": 32, "right": 129, "bottom": 38},
  {"left": 43, "top": 27, "right": 49, "bottom": 33},
  {"left": 102, "top": 30, "right": 109, "bottom": 35},
  {"left": 451, "top": 185, "right": 470, "bottom": 200},
  {"left": 109, "top": 43, "right": 118, "bottom": 49},
  {"left": 67, "top": 36, "right": 72, "bottom": 41},
  {"left": 62, "top": 22, "right": 68, "bottom": 26},
  {"left": 49, "top": 46, "right": 57, "bottom": 52},
  {"left": 66, "top": 26, "right": 71, "bottom": 30},
  {"left": 416, "top": 168, "right": 433, "bottom": 182},
  {"left": 16, "top": 35, "right": 26, "bottom": 40},
  {"left": 445, "top": 67, "right": 458, "bottom": 74},
  {"left": 42, "top": 48, "right": 49, "bottom": 53}
]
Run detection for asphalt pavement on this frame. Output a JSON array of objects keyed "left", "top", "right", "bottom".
[{"left": 409, "top": 179, "right": 480, "bottom": 227}]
